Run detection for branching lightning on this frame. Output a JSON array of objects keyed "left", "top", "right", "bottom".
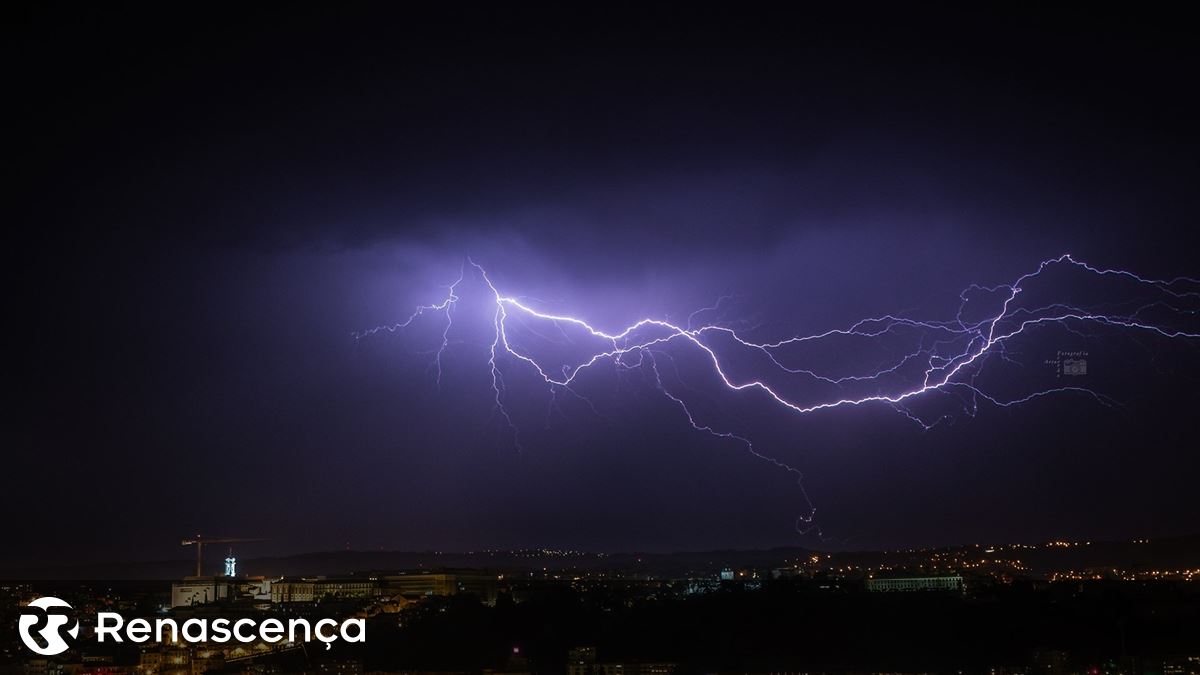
[{"left": 355, "top": 254, "right": 1199, "bottom": 535}]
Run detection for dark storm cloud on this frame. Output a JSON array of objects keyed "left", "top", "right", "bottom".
[{"left": 6, "top": 5, "right": 1199, "bottom": 566}]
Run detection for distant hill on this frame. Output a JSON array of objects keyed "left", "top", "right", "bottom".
[
  {"left": 0, "top": 546, "right": 816, "bottom": 580},
  {"left": 2, "top": 535, "right": 1196, "bottom": 580}
]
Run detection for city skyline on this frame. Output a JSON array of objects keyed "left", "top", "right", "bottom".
[{"left": 5, "top": 533, "right": 1198, "bottom": 671}]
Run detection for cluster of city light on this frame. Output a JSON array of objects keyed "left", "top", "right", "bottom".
[
  {"left": 776, "top": 536, "right": 1200, "bottom": 582},
  {"left": 359, "top": 254, "right": 1198, "bottom": 533},
  {"left": 503, "top": 548, "right": 598, "bottom": 558},
  {"left": 1049, "top": 568, "right": 1198, "bottom": 582}
]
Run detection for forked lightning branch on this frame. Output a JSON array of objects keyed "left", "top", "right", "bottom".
[{"left": 357, "top": 254, "right": 1199, "bottom": 533}]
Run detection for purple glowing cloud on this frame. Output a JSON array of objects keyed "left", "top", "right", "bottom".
[{"left": 357, "top": 254, "right": 1199, "bottom": 535}]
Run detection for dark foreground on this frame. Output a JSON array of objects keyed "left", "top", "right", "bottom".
[{"left": 7, "top": 577, "right": 1196, "bottom": 674}]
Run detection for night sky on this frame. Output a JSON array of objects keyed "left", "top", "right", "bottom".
[{"left": 7, "top": 6, "right": 1199, "bottom": 567}]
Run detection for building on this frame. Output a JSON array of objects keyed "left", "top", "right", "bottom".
[
  {"left": 317, "top": 658, "right": 363, "bottom": 674},
  {"left": 171, "top": 576, "right": 272, "bottom": 607},
  {"left": 382, "top": 570, "right": 501, "bottom": 604},
  {"left": 270, "top": 578, "right": 374, "bottom": 603},
  {"left": 865, "top": 575, "right": 963, "bottom": 592},
  {"left": 269, "top": 570, "right": 501, "bottom": 605},
  {"left": 1032, "top": 649, "right": 1071, "bottom": 675},
  {"left": 171, "top": 577, "right": 233, "bottom": 607},
  {"left": 567, "top": 648, "right": 675, "bottom": 675},
  {"left": 598, "top": 665, "right": 676, "bottom": 675},
  {"left": 569, "top": 647, "right": 597, "bottom": 675}
]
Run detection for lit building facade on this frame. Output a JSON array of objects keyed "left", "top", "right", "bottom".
[
  {"left": 865, "top": 575, "right": 963, "bottom": 592},
  {"left": 270, "top": 570, "right": 501, "bottom": 605}
]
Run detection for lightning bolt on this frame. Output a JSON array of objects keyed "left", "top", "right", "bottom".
[
  {"left": 354, "top": 265, "right": 465, "bottom": 387},
  {"left": 357, "top": 254, "right": 1199, "bottom": 536}
]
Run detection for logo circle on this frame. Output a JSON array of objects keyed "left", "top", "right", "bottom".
[{"left": 18, "top": 597, "right": 80, "bottom": 656}]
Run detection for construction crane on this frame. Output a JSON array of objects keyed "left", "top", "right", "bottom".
[{"left": 181, "top": 535, "right": 265, "bottom": 577}]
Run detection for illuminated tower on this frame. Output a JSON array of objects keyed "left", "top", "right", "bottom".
[{"left": 224, "top": 553, "right": 236, "bottom": 577}]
